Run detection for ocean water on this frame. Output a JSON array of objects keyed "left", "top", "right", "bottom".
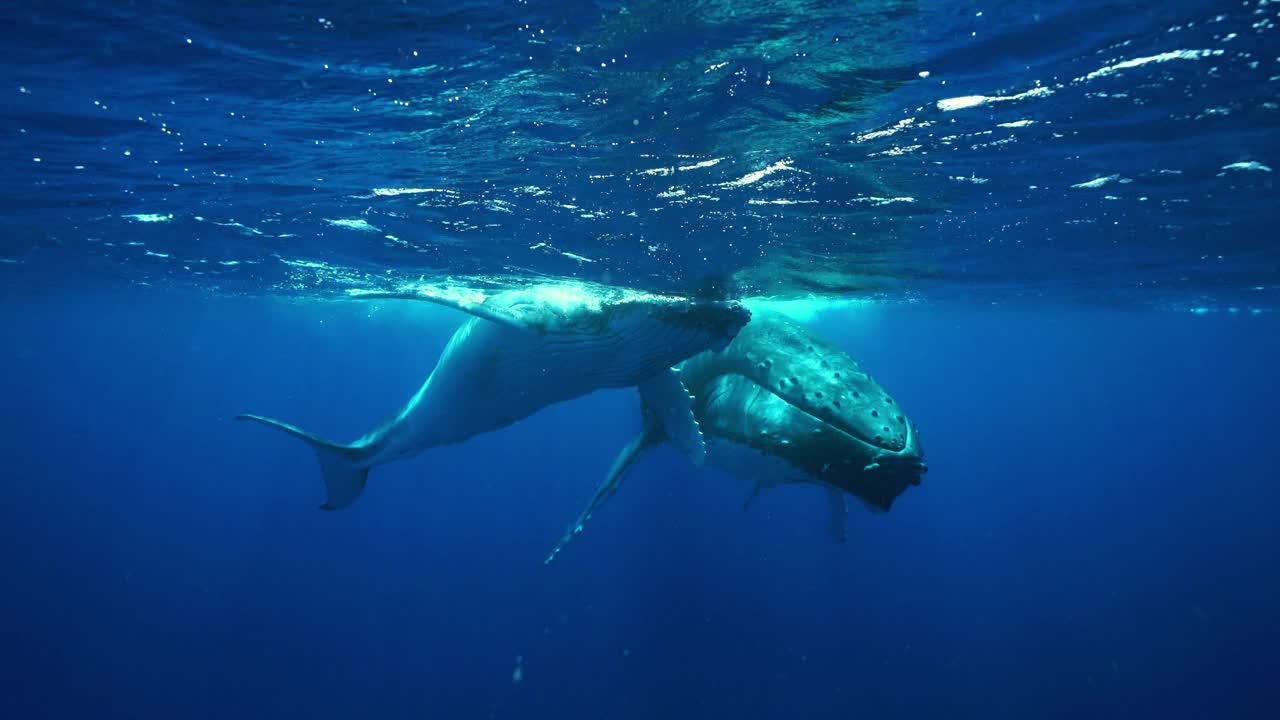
[{"left": 2, "top": 1, "right": 1278, "bottom": 718}]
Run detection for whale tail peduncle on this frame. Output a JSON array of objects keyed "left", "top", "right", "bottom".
[{"left": 236, "top": 414, "right": 371, "bottom": 510}]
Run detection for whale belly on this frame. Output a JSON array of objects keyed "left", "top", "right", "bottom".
[{"left": 705, "top": 437, "right": 810, "bottom": 489}]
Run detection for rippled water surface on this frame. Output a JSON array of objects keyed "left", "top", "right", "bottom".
[{"left": 2, "top": 0, "right": 1276, "bottom": 308}]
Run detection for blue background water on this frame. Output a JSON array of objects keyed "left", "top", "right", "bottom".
[
  {"left": 4, "top": 296, "right": 1278, "bottom": 718},
  {"left": 3, "top": 0, "right": 1280, "bottom": 717}
]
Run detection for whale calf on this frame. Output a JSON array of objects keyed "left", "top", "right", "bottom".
[
  {"left": 239, "top": 282, "right": 750, "bottom": 509},
  {"left": 547, "top": 309, "right": 926, "bottom": 563}
]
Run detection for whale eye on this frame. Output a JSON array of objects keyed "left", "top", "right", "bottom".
[
  {"left": 871, "top": 410, "right": 879, "bottom": 418},
  {"left": 814, "top": 391, "right": 823, "bottom": 399}
]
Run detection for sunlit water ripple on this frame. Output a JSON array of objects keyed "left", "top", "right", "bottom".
[{"left": 1, "top": 0, "right": 1276, "bottom": 312}]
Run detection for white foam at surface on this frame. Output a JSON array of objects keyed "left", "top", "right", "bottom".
[
  {"left": 851, "top": 196, "right": 916, "bottom": 205},
  {"left": 368, "top": 187, "right": 457, "bottom": 197},
  {"left": 1222, "top": 161, "right": 1272, "bottom": 172},
  {"left": 855, "top": 118, "right": 916, "bottom": 143},
  {"left": 720, "top": 160, "right": 796, "bottom": 188},
  {"left": 937, "top": 86, "right": 1053, "bottom": 112},
  {"left": 677, "top": 158, "right": 722, "bottom": 171},
  {"left": 1071, "top": 175, "right": 1120, "bottom": 189},
  {"left": 325, "top": 218, "right": 380, "bottom": 232},
  {"left": 1081, "top": 49, "right": 1224, "bottom": 81}
]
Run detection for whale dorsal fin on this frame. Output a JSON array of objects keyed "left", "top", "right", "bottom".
[{"left": 347, "top": 288, "right": 533, "bottom": 333}]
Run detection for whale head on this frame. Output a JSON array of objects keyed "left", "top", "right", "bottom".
[
  {"left": 645, "top": 297, "right": 752, "bottom": 354},
  {"left": 680, "top": 311, "right": 926, "bottom": 511}
]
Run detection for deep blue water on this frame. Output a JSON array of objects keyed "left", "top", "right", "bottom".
[
  {"left": 3, "top": 296, "right": 1279, "bottom": 718},
  {"left": 3, "top": 1, "right": 1280, "bottom": 718}
]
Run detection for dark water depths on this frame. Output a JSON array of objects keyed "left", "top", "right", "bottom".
[{"left": 4, "top": 295, "right": 1279, "bottom": 718}]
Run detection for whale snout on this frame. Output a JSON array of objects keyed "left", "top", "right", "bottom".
[
  {"left": 724, "top": 302, "right": 752, "bottom": 334},
  {"left": 699, "top": 300, "right": 751, "bottom": 351},
  {"left": 652, "top": 298, "right": 751, "bottom": 352}
]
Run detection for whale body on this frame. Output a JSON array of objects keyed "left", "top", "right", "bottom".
[
  {"left": 239, "top": 283, "right": 750, "bottom": 509},
  {"left": 547, "top": 309, "right": 927, "bottom": 562}
]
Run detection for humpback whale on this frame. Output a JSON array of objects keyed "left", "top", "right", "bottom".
[
  {"left": 238, "top": 283, "right": 750, "bottom": 509},
  {"left": 547, "top": 309, "right": 927, "bottom": 563}
]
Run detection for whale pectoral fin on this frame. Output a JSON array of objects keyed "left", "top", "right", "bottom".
[
  {"left": 236, "top": 414, "right": 370, "bottom": 510},
  {"left": 637, "top": 368, "right": 706, "bottom": 466},
  {"left": 347, "top": 289, "right": 532, "bottom": 333},
  {"left": 825, "top": 487, "right": 848, "bottom": 544},
  {"left": 545, "top": 415, "right": 664, "bottom": 565}
]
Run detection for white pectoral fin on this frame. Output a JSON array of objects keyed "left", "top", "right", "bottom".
[
  {"left": 347, "top": 289, "right": 532, "bottom": 333},
  {"left": 637, "top": 368, "right": 706, "bottom": 466},
  {"left": 545, "top": 417, "right": 663, "bottom": 565}
]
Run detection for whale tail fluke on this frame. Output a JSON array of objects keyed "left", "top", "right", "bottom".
[{"left": 236, "top": 414, "right": 371, "bottom": 510}]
